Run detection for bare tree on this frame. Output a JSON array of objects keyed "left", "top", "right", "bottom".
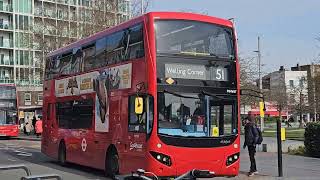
[
  {"left": 27, "top": 0, "right": 122, "bottom": 83},
  {"left": 266, "top": 71, "right": 288, "bottom": 122},
  {"left": 239, "top": 56, "right": 260, "bottom": 116},
  {"left": 131, "top": 0, "right": 151, "bottom": 17}
]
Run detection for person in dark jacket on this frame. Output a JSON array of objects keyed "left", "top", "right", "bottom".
[
  {"left": 32, "top": 116, "right": 37, "bottom": 135},
  {"left": 243, "top": 115, "right": 259, "bottom": 176}
]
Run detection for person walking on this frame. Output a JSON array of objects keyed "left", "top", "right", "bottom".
[
  {"left": 243, "top": 116, "right": 259, "bottom": 176},
  {"left": 35, "top": 119, "right": 43, "bottom": 137},
  {"left": 32, "top": 116, "right": 37, "bottom": 135},
  {"left": 25, "top": 116, "right": 32, "bottom": 136}
]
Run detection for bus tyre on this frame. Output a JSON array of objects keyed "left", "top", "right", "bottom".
[
  {"left": 105, "top": 150, "right": 119, "bottom": 178},
  {"left": 58, "top": 142, "right": 66, "bottom": 166}
]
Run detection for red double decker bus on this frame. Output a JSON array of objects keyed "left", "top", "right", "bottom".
[
  {"left": 0, "top": 84, "right": 19, "bottom": 137},
  {"left": 42, "top": 12, "right": 240, "bottom": 177}
]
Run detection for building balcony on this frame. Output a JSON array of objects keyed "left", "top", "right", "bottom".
[
  {"left": 0, "top": 40, "right": 13, "bottom": 48},
  {"left": 0, "top": 4, "right": 13, "bottom": 13},
  {"left": 0, "top": 58, "right": 14, "bottom": 66},
  {"left": 0, "top": 78, "right": 14, "bottom": 84},
  {"left": 0, "top": 23, "right": 13, "bottom": 31},
  {"left": 56, "top": 0, "right": 70, "bottom": 5},
  {"left": 16, "top": 80, "right": 42, "bottom": 86}
]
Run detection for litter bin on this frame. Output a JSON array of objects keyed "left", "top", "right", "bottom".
[{"left": 262, "top": 144, "right": 267, "bottom": 152}]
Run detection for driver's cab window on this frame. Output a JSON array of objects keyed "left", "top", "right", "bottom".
[{"left": 128, "top": 95, "right": 154, "bottom": 133}]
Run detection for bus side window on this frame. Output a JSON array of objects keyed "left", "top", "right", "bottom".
[
  {"left": 94, "top": 37, "right": 107, "bottom": 69},
  {"left": 56, "top": 99, "right": 93, "bottom": 129},
  {"left": 128, "top": 24, "right": 144, "bottom": 60},
  {"left": 128, "top": 96, "right": 146, "bottom": 132},
  {"left": 47, "top": 104, "right": 51, "bottom": 120},
  {"left": 83, "top": 44, "right": 96, "bottom": 71},
  {"left": 59, "top": 54, "right": 72, "bottom": 75},
  {"left": 106, "top": 30, "right": 125, "bottom": 65}
]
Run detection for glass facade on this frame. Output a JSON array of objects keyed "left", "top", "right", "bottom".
[{"left": 0, "top": 0, "right": 130, "bottom": 86}]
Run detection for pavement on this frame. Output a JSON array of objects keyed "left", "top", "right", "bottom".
[
  {"left": 240, "top": 136, "right": 304, "bottom": 153},
  {"left": 240, "top": 147, "right": 320, "bottom": 179},
  {"left": 12, "top": 132, "right": 41, "bottom": 141}
]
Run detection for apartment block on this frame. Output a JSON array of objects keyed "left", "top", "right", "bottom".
[{"left": 0, "top": 0, "right": 130, "bottom": 117}]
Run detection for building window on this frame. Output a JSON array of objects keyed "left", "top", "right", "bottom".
[
  {"left": 289, "top": 80, "right": 294, "bottom": 88},
  {"left": 38, "top": 93, "right": 43, "bottom": 102},
  {"left": 290, "top": 94, "right": 295, "bottom": 104},
  {"left": 24, "top": 92, "right": 31, "bottom": 105},
  {"left": 299, "top": 77, "right": 305, "bottom": 88}
]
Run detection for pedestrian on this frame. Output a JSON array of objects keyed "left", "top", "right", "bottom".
[
  {"left": 32, "top": 116, "right": 37, "bottom": 135},
  {"left": 243, "top": 115, "right": 259, "bottom": 176},
  {"left": 25, "top": 116, "right": 31, "bottom": 136},
  {"left": 35, "top": 119, "right": 43, "bottom": 137}
]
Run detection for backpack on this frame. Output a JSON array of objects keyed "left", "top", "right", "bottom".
[{"left": 254, "top": 126, "right": 263, "bottom": 144}]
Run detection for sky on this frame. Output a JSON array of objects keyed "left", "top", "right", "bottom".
[{"left": 148, "top": 0, "right": 320, "bottom": 74}]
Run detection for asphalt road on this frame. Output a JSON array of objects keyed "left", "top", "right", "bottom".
[
  {"left": 0, "top": 138, "right": 273, "bottom": 180},
  {"left": 0, "top": 138, "right": 108, "bottom": 180}
]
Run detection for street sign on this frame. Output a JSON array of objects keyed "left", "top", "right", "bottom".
[
  {"left": 281, "top": 128, "right": 286, "bottom": 141},
  {"left": 259, "top": 102, "right": 265, "bottom": 118},
  {"left": 212, "top": 127, "right": 219, "bottom": 137}
]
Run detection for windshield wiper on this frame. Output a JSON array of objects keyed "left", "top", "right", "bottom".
[
  {"left": 201, "top": 91, "right": 235, "bottom": 100},
  {"left": 157, "top": 51, "right": 234, "bottom": 60},
  {"left": 163, "top": 89, "right": 198, "bottom": 99}
]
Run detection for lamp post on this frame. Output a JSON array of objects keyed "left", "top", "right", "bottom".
[{"left": 254, "top": 36, "right": 264, "bottom": 132}]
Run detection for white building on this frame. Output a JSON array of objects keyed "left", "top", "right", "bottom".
[{"left": 262, "top": 66, "right": 310, "bottom": 122}]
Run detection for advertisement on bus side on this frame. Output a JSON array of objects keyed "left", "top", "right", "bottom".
[{"left": 55, "top": 63, "right": 132, "bottom": 132}]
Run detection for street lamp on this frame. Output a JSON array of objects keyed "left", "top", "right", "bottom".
[{"left": 253, "top": 36, "right": 264, "bottom": 132}]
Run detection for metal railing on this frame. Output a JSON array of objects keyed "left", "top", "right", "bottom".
[{"left": 0, "top": 164, "right": 63, "bottom": 180}]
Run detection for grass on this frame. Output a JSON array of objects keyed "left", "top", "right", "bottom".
[{"left": 262, "top": 128, "right": 305, "bottom": 141}]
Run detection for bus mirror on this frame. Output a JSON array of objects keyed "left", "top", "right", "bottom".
[{"left": 135, "top": 97, "right": 144, "bottom": 114}]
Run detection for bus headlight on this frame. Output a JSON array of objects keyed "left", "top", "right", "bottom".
[
  {"left": 226, "top": 152, "right": 240, "bottom": 166},
  {"left": 150, "top": 151, "right": 172, "bottom": 166}
]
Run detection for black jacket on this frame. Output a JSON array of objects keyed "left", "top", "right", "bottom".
[{"left": 244, "top": 122, "right": 258, "bottom": 146}]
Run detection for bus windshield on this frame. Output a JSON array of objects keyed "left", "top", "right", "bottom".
[
  {"left": 0, "top": 110, "right": 16, "bottom": 125},
  {"left": 155, "top": 20, "right": 235, "bottom": 58},
  {"left": 158, "top": 92, "right": 237, "bottom": 137},
  {"left": 0, "top": 86, "right": 17, "bottom": 125}
]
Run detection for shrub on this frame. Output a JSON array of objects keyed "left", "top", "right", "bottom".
[
  {"left": 288, "top": 146, "right": 305, "bottom": 156},
  {"left": 304, "top": 122, "right": 320, "bottom": 158}
]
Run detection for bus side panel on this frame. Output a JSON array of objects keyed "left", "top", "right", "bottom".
[
  {"left": 118, "top": 61, "right": 148, "bottom": 174},
  {"left": 0, "top": 125, "right": 19, "bottom": 137},
  {"left": 42, "top": 102, "right": 60, "bottom": 159}
]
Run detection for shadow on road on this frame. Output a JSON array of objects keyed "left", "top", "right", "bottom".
[{"left": 1, "top": 147, "right": 109, "bottom": 179}]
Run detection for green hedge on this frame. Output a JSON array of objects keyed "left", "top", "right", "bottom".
[
  {"left": 304, "top": 122, "right": 320, "bottom": 158},
  {"left": 264, "top": 116, "right": 280, "bottom": 123}
]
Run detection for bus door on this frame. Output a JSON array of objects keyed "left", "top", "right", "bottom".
[
  {"left": 43, "top": 103, "right": 58, "bottom": 157},
  {"left": 209, "top": 99, "right": 236, "bottom": 137},
  {"left": 74, "top": 98, "right": 95, "bottom": 167},
  {"left": 125, "top": 95, "right": 153, "bottom": 170}
]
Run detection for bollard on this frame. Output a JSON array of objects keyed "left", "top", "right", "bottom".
[{"left": 262, "top": 144, "right": 267, "bottom": 152}]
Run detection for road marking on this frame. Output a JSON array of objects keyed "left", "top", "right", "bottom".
[
  {"left": 7, "top": 158, "right": 17, "bottom": 162},
  {"left": 17, "top": 152, "right": 32, "bottom": 157}
]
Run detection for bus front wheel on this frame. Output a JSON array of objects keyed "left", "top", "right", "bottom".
[
  {"left": 105, "top": 148, "right": 119, "bottom": 178},
  {"left": 58, "top": 141, "right": 67, "bottom": 166}
]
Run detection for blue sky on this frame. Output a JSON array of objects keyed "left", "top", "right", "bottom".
[{"left": 148, "top": 0, "right": 320, "bottom": 73}]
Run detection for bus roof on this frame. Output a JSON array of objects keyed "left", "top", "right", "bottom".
[{"left": 48, "top": 11, "right": 233, "bottom": 58}]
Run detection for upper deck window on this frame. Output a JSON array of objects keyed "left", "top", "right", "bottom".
[
  {"left": 44, "top": 23, "right": 144, "bottom": 80},
  {"left": 155, "top": 20, "right": 234, "bottom": 59}
]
